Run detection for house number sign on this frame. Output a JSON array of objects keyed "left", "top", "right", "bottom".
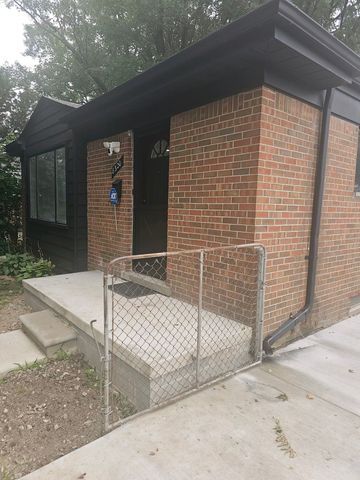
[{"left": 111, "top": 155, "right": 124, "bottom": 178}]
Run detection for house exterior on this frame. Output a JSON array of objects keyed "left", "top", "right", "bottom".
[
  {"left": 6, "top": 97, "right": 88, "bottom": 273},
  {"left": 7, "top": 0, "right": 360, "bottom": 348}
]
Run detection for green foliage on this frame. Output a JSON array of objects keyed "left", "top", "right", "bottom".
[
  {"left": 1, "top": 0, "right": 360, "bottom": 150},
  {"left": 0, "top": 135, "right": 22, "bottom": 250},
  {"left": 14, "top": 358, "right": 47, "bottom": 371},
  {"left": 3, "top": 0, "right": 360, "bottom": 109},
  {"left": 0, "top": 465, "right": 15, "bottom": 480},
  {"left": 55, "top": 348, "right": 71, "bottom": 361},
  {"left": 0, "top": 252, "right": 54, "bottom": 279},
  {"left": 17, "top": 257, "right": 54, "bottom": 279},
  {"left": 0, "top": 64, "right": 38, "bottom": 138},
  {"left": 0, "top": 253, "right": 34, "bottom": 276},
  {"left": 84, "top": 367, "right": 100, "bottom": 388}
]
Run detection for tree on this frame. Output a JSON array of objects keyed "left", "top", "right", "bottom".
[
  {"left": 0, "top": 134, "right": 22, "bottom": 253},
  {"left": 2, "top": 0, "right": 360, "bottom": 125},
  {"left": 0, "top": 63, "right": 38, "bottom": 140}
]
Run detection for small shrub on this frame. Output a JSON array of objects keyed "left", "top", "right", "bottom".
[
  {"left": 0, "top": 238, "right": 10, "bottom": 255},
  {"left": 0, "top": 238, "right": 24, "bottom": 256},
  {"left": 17, "top": 258, "right": 54, "bottom": 280},
  {"left": 0, "top": 253, "right": 54, "bottom": 279},
  {"left": 0, "top": 253, "right": 34, "bottom": 276}
]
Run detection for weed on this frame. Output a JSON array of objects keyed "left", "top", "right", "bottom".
[
  {"left": 14, "top": 359, "right": 47, "bottom": 372},
  {"left": 115, "top": 392, "right": 137, "bottom": 418},
  {"left": 276, "top": 393, "right": 289, "bottom": 402},
  {"left": 84, "top": 367, "right": 100, "bottom": 388},
  {"left": 55, "top": 349, "right": 71, "bottom": 361},
  {"left": 0, "top": 465, "right": 14, "bottom": 480},
  {"left": 273, "top": 417, "right": 296, "bottom": 458}
]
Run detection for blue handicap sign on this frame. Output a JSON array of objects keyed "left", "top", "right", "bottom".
[{"left": 109, "top": 187, "right": 119, "bottom": 205}]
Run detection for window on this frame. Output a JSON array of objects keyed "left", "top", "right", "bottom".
[
  {"left": 355, "top": 130, "right": 360, "bottom": 194},
  {"left": 29, "top": 147, "right": 67, "bottom": 224},
  {"left": 151, "top": 139, "right": 169, "bottom": 159}
]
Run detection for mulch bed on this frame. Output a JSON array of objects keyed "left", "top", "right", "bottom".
[
  {"left": 0, "top": 276, "right": 136, "bottom": 478},
  {"left": 0, "top": 276, "right": 31, "bottom": 334},
  {"left": 0, "top": 354, "right": 135, "bottom": 479}
]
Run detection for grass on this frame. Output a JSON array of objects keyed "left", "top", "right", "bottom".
[
  {"left": 115, "top": 392, "right": 137, "bottom": 418},
  {"left": 0, "top": 277, "right": 22, "bottom": 308},
  {"left": 14, "top": 358, "right": 47, "bottom": 372},
  {"left": 84, "top": 367, "right": 100, "bottom": 388},
  {"left": 54, "top": 348, "right": 71, "bottom": 361},
  {"left": 13, "top": 349, "right": 74, "bottom": 373},
  {"left": 0, "top": 465, "right": 14, "bottom": 480}
]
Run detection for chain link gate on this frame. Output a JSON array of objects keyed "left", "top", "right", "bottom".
[{"left": 103, "top": 243, "right": 265, "bottom": 431}]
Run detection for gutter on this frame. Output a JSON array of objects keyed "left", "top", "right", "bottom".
[{"left": 263, "top": 87, "right": 334, "bottom": 354}]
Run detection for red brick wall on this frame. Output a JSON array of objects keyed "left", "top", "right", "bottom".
[
  {"left": 87, "top": 131, "right": 133, "bottom": 269},
  {"left": 255, "top": 88, "right": 320, "bottom": 336},
  {"left": 256, "top": 87, "right": 360, "bottom": 340},
  {"left": 166, "top": 90, "right": 262, "bottom": 327},
  {"left": 86, "top": 87, "right": 360, "bottom": 344},
  {"left": 168, "top": 89, "right": 262, "bottom": 251},
  {"left": 313, "top": 115, "right": 360, "bottom": 328}
]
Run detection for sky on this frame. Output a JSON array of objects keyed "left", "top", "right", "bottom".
[{"left": 0, "top": 1, "right": 35, "bottom": 67}]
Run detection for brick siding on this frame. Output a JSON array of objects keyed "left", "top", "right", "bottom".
[
  {"left": 256, "top": 87, "right": 360, "bottom": 339},
  {"left": 86, "top": 87, "right": 360, "bottom": 343},
  {"left": 87, "top": 131, "right": 133, "bottom": 270}
]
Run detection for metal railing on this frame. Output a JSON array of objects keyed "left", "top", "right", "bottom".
[{"left": 103, "top": 243, "right": 265, "bottom": 431}]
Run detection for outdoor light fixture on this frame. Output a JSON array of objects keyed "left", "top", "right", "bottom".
[{"left": 103, "top": 141, "right": 120, "bottom": 156}]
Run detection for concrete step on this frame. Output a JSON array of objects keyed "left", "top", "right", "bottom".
[
  {"left": 0, "top": 330, "right": 45, "bottom": 377},
  {"left": 20, "top": 309, "right": 77, "bottom": 358}
]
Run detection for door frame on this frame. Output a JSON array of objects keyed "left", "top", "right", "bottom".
[{"left": 132, "top": 120, "right": 170, "bottom": 256}]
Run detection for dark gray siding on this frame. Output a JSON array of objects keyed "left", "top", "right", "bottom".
[{"left": 22, "top": 99, "right": 87, "bottom": 273}]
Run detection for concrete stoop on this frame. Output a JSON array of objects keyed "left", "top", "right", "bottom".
[{"left": 20, "top": 309, "right": 77, "bottom": 358}]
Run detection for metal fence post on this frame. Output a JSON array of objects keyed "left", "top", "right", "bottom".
[
  {"left": 195, "top": 250, "right": 204, "bottom": 388},
  {"left": 103, "top": 272, "right": 111, "bottom": 432},
  {"left": 255, "top": 246, "right": 266, "bottom": 362}
]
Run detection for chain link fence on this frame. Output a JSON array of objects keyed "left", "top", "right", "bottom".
[{"left": 103, "top": 243, "right": 265, "bottom": 431}]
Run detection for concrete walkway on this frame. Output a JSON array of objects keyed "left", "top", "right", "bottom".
[
  {"left": 22, "top": 315, "right": 360, "bottom": 480},
  {"left": 0, "top": 330, "right": 45, "bottom": 377}
]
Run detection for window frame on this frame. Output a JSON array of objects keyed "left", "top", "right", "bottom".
[{"left": 27, "top": 145, "right": 68, "bottom": 226}]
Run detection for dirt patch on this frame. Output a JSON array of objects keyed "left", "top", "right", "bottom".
[
  {"left": 0, "top": 354, "right": 135, "bottom": 479},
  {"left": 0, "top": 277, "right": 31, "bottom": 334}
]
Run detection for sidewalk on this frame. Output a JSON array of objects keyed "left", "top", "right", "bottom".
[
  {"left": 22, "top": 315, "right": 360, "bottom": 480},
  {"left": 0, "top": 330, "right": 44, "bottom": 377}
]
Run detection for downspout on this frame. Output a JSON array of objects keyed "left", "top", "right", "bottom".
[{"left": 263, "top": 87, "right": 334, "bottom": 355}]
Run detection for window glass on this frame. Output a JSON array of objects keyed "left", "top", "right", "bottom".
[
  {"left": 56, "top": 148, "right": 66, "bottom": 224},
  {"left": 37, "top": 152, "right": 56, "bottom": 222},
  {"left": 29, "top": 156, "right": 37, "bottom": 218},
  {"left": 151, "top": 139, "right": 169, "bottom": 158}
]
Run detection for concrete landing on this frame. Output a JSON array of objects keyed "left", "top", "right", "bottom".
[
  {"left": 23, "top": 271, "right": 254, "bottom": 408},
  {"left": 21, "top": 310, "right": 77, "bottom": 357},
  {"left": 0, "top": 330, "right": 45, "bottom": 377},
  {"left": 20, "top": 315, "right": 360, "bottom": 480}
]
